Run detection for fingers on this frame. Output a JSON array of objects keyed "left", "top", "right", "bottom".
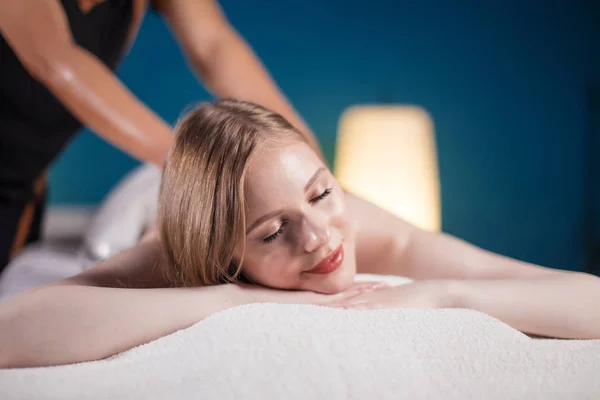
[
  {"left": 337, "top": 303, "right": 373, "bottom": 310},
  {"left": 335, "top": 282, "right": 389, "bottom": 299},
  {"left": 326, "top": 286, "right": 387, "bottom": 308},
  {"left": 315, "top": 282, "right": 388, "bottom": 306},
  {"left": 352, "top": 281, "right": 391, "bottom": 291},
  {"left": 310, "top": 283, "right": 381, "bottom": 305},
  {"left": 238, "top": 281, "right": 392, "bottom": 306},
  {"left": 348, "top": 281, "right": 388, "bottom": 290}
]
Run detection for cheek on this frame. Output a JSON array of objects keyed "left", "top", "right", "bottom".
[
  {"left": 241, "top": 248, "right": 302, "bottom": 289},
  {"left": 328, "top": 189, "right": 355, "bottom": 238}
]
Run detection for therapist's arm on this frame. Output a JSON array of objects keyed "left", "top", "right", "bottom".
[
  {"left": 0, "top": 0, "right": 172, "bottom": 167},
  {"left": 154, "top": 0, "right": 324, "bottom": 159}
]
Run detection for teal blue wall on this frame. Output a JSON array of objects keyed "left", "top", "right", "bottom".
[{"left": 49, "top": 0, "right": 599, "bottom": 271}]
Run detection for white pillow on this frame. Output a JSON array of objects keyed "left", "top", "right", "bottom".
[
  {"left": 0, "top": 242, "right": 86, "bottom": 303},
  {"left": 83, "top": 164, "right": 161, "bottom": 261}
]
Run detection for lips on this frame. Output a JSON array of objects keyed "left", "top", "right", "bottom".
[{"left": 305, "top": 245, "right": 344, "bottom": 274}]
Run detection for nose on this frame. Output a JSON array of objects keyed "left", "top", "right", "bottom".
[{"left": 301, "top": 213, "right": 331, "bottom": 253}]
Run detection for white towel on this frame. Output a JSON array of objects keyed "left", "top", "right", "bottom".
[{"left": 2, "top": 302, "right": 600, "bottom": 400}]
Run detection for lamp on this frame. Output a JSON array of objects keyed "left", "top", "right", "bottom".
[{"left": 334, "top": 105, "right": 441, "bottom": 231}]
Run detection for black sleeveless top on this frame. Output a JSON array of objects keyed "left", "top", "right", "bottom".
[{"left": 0, "top": 0, "right": 133, "bottom": 203}]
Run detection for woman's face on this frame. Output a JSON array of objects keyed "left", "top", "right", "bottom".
[{"left": 238, "top": 141, "right": 357, "bottom": 294}]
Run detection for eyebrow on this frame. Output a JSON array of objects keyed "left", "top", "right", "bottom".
[
  {"left": 304, "top": 167, "right": 326, "bottom": 192},
  {"left": 246, "top": 210, "right": 283, "bottom": 235},
  {"left": 246, "top": 167, "right": 327, "bottom": 234}
]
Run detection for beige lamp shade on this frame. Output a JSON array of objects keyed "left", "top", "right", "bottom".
[{"left": 334, "top": 105, "right": 441, "bottom": 231}]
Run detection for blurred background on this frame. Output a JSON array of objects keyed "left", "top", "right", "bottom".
[{"left": 48, "top": 0, "right": 599, "bottom": 272}]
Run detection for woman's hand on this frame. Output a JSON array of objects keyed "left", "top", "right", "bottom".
[
  {"left": 235, "top": 281, "right": 391, "bottom": 308},
  {"left": 326, "top": 280, "right": 456, "bottom": 310}
]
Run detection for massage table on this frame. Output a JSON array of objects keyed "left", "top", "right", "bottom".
[{"left": 1, "top": 165, "right": 599, "bottom": 399}]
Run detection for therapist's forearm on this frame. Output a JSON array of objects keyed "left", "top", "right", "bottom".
[
  {"left": 193, "top": 30, "right": 324, "bottom": 159},
  {"left": 452, "top": 272, "right": 600, "bottom": 339},
  {"left": 40, "top": 45, "right": 172, "bottom": 167}
]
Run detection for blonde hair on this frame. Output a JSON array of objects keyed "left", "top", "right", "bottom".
[{"left": 158, "top": 99, "right": 305, "bottom": 287}]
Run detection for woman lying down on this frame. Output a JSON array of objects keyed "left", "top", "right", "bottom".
[{"left": 2, "top": 100, "right": 600, "bottom": 368}]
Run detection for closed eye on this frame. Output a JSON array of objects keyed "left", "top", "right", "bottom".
[
  {"left": 309, "top": 188, "right": 332, "bottom": 204},
  {"left": 262, "top": 221, "right": 288, "bottom": 244}
]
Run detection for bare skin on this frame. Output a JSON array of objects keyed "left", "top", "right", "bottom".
[
  {"left": 228, "top": 140, "right": 600, "bottom": 341},
  {"left": 0, "top": 0, "right": 322, "bottom": 167},
  {"left": 1, "top": 144, "right": 600, "bottom": 368},
  {"left": 0, "top": 228, "right": 382, "bottom": 368}
]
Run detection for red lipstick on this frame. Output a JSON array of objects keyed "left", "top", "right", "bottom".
[{"left": 305, "top": 245, "right": 344, "bottom": 274}]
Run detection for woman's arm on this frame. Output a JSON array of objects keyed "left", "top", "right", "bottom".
[
  {"left": 0, "top": 233, "right": 372, "bottom": 368},
  {"left": 332, "top": 270, "right": 600, "bottom": 339},
  {"left": 0, "top": 278, "right": 244, "bottom": 368},
  {"left": 451, "top": 274, "right": 600, "bottom": 339},
  {"left": 0, "top": 237, "right": 238, "bottom": 368},
  {"left": 333, "top": 273, "right": 600, "bottom": 339},
  {"left": 0, "top": 0, "right": 172, "bottom": 167},
  {"left": 345, "top": 193, "right": 600, "bottom": 339}
]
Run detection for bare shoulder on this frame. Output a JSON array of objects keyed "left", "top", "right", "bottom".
[
  {"left": 345, "top": 193, "right": 417, "bottom": 233},
  {"left": 344, "top": 192, "right": 419, "bottom": 276}
]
